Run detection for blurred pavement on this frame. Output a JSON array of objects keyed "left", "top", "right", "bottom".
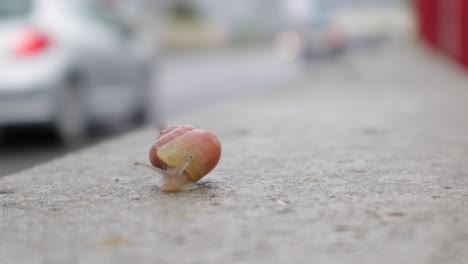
[{"left": 1, "top": 40, "right": 468, "bottom": 263}]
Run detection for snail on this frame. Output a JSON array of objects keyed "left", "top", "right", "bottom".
[{"left": 135, "top": 125, "right": 221, "bottom": 192}]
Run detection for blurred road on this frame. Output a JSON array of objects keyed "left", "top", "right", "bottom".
[
  {"left": 0, "top": 48, "right": 301, "bottom": 177},
  {"left": 157, "top": 49, "right": 301, "bottom": 118}
]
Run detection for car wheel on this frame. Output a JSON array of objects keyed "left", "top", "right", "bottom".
[
  {"left": 55, "top": 77, "right": 88, "bottom": 146},
  {"left": 0, "top": 127, "right": 5, "bottom": 145}
]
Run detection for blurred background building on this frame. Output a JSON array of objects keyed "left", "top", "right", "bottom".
[{"left": 118, "top": 0, "right": 411, "bottom": 51}]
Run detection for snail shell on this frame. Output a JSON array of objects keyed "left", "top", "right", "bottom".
[{"left": 136, "top": 125, "right": 221, "bottom": 192}]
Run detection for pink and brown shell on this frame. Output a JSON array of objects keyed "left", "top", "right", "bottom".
[
  {"left": 136, "top": 125, "right": 221, "bottom": 192},
  {"left": 150, "top": 125, "right": 221, "bottom": 183}
]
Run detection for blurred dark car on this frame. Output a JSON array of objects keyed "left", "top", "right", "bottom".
[
  {"left": 0, "top": 0, "right": 155, "bottom": 143},
  {"left": 273, "top": 16, "right": 346, "bottom": 61},
  {"left": 299, "top": 20, "right": 346, "bottom": 60}
]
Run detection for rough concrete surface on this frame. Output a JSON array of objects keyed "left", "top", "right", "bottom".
[{"left": 1, "top": 42, "right": 468, "bottom": 264}]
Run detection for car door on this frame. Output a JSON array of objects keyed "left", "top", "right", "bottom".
[{"left": 75, "top": 0, "right": 136, "bottom": 118}]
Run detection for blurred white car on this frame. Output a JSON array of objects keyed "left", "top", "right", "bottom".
[{"left": 0, "top": 0, "right": 155, "bottom": 143}]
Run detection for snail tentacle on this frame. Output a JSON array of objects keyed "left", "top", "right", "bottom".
[
  {"left": 174, "top": 156, "right": 193, "bottom": 177},
  {"left": 135, "top": 161, "right": 197, "bottom": 192},
  {"left": 134, "top": 162, "right": 168, "bottom": 178}
]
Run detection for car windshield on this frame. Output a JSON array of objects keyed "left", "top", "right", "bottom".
[
  {"left": 76, "top": 0, "right": 128, "bottom": 30},
  {"left": 0, "top": 0, "right": 31, "bottom": 18}
]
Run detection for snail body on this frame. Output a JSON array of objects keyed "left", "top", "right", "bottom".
[{"left": 135, "top": 125, "right": 221, "bottom": 192}]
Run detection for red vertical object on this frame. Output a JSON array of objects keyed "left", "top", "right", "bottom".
[
  {"left": 437, "top": 0, "right": 460, "bottom": 58},
  {"left": 416, "top": 0, "right": 438, "bottom": 48},
  {"left": 459, "top": 0, "right": 468, "bottom": 68},
  {"left": 415, "top": 0, "right": 468, "bottom": 71},
  {"left": 415, "top": 0, "right": 424, "bottom": 40}
]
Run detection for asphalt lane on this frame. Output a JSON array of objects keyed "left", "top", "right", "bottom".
[
  {"left": 0, "top": 48, "right": 301, "bottom": 177},
  {"left": 157, "top": 49, "right": 301, "bottom": 118}
]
